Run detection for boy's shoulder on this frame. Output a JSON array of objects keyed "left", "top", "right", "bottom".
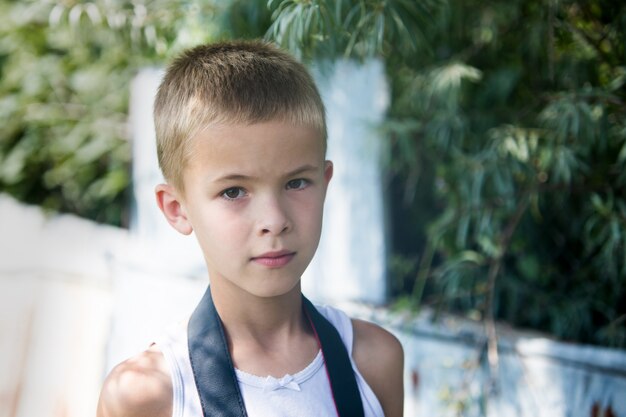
[
  {"left": 313, "top": 303, "right": 403, "bottom": 368},
  {"left": 97, "top": 346, "right": 172, "bottom": 417},
  {"left": 351, "top": 317, "right": 404, "bottom": 375},
  {"left": 351, "top": 318, "right": 405, "bottom": 417}
]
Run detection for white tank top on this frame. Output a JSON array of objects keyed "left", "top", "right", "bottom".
[{"left": 156, "top": 304, "right": 385, "bottom": 417}]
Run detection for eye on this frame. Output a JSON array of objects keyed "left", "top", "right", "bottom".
[
  {"left": 286, "top": 178, "right": 309, "bottom": 190},
  {"left": 221, "top": 187, "right": 247, "bottom": 200}
]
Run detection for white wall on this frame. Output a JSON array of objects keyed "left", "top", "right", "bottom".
[
  {"left": 342, "top": 301, "right": 626, "bottom": 417},
  {"left": 0, "top": 194, "right": 120, "bottom": 417}
]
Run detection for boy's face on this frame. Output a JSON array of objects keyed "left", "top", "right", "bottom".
[{"left": 157, "top": 120, "right": 332, "bottom": 300}]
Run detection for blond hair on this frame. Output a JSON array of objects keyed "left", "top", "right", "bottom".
[{"left": 154, "top": 40, "right": 327, "bottom": 190}]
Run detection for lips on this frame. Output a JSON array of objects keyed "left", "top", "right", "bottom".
[{"left": 251, "top": 250, "right": 296, "bottom": 268}]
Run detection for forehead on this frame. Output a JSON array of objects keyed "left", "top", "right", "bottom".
[{"left": 184, "top": 120, "right": 325, "bottom": 180}]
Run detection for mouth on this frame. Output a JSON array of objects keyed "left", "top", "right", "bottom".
[{"left": 251, "top": 250, "right": 296, "bottom": 268}]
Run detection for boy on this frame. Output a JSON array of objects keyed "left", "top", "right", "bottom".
[{"left": 97, "top": 40, "right": 404, "bottom": 417}]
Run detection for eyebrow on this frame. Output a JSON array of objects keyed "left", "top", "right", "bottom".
[{"left": 211, "top": 164, "right": 320, "bottom": 183}]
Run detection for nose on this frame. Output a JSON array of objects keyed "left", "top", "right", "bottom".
[{"left": 257, "top": 195, "right": 291, "bottom": 236}]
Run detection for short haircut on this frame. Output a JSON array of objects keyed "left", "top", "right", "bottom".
[{"left": 154, "top": 40, "right": 327, "bottom": 190}]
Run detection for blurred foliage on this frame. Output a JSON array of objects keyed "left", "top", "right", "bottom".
[
  {"left": 2, "top": 0, "right": 625, "bottom": 348},
  {"left": 266, "top": 0, "right": 442, "bottom": 60},
  {"left": 264, "top": 0, "right": 626, "bottom": 348},
  {"left": 0, "top": 0, "right": 219, "bottom": 225}
]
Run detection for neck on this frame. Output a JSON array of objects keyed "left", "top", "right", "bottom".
[
  {"left": 209, "top": 280, "right": 307, "bottom": 342},
  {"left": 207, "top": 279, "right": 319, "bottom": 376}
]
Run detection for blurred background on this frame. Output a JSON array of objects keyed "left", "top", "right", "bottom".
[{"left": 1, "top": 0, "right": 625, "bottom": 416}]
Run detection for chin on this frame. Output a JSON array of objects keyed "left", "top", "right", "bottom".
[{"left": 248, "top": 279, "right": 302, "bottom": 300}]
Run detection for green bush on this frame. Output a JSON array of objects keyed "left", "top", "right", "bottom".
[{"left": 0, "top": 0, "right": 218, "bottom": 225}]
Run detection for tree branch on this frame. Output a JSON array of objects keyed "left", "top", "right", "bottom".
[{"left": 483, "top": 192, "right": 531, "bottom": 395}]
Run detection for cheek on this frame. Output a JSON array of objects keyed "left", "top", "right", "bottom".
[
  {"left": 295, "top": 195, "right": 325, "bottom": 231},
  {"left": 191, "top": 205, "right": 249, "bottom": 250}
]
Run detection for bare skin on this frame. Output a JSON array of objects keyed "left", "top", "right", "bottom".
[
  {"left": 97, "top": 346, "right": 172, "bottom": 417},
  {"left": 352, "top": 318, "right": 405, "bottom": 417},
  {"left": 98, "top": 120, "right": 404, "bottom": 416},
  {"left": 97, "top": 310, "right": 404, "bottom": 417}
]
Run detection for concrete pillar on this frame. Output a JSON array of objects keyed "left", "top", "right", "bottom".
[
  {"left": 128, "top": 59, "right": 389, "bottom": 305},
  {"left": 303, "top": 59, "right": 389, "bottom": 305}
]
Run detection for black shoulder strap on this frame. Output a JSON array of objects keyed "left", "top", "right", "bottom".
[
  {"left": 187, "top": 286, "right": 364, "bottom": 417},
  {"left": 188, "top": 287, "right": 247, "bottom": 417},
  {"left": 302, "top": 296, "right": 365, "bottom": 417}
]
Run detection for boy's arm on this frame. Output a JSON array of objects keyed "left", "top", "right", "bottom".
[
  {"left": 97, "top": 346, "right": 173, "bottom": 417},
  {"left": 352, "top": 319, "right": 404, "bottom": 417}
]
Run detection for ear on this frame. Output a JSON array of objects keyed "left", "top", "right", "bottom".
[
  {"left": 321, "top": 160, "right": 333, "bottom": 200},
  {"left": 324, "top": 160, "right": 334, "bottom": 185},
  {"left": 155, "top": 183, "right": 193, "bottom": 235}
]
